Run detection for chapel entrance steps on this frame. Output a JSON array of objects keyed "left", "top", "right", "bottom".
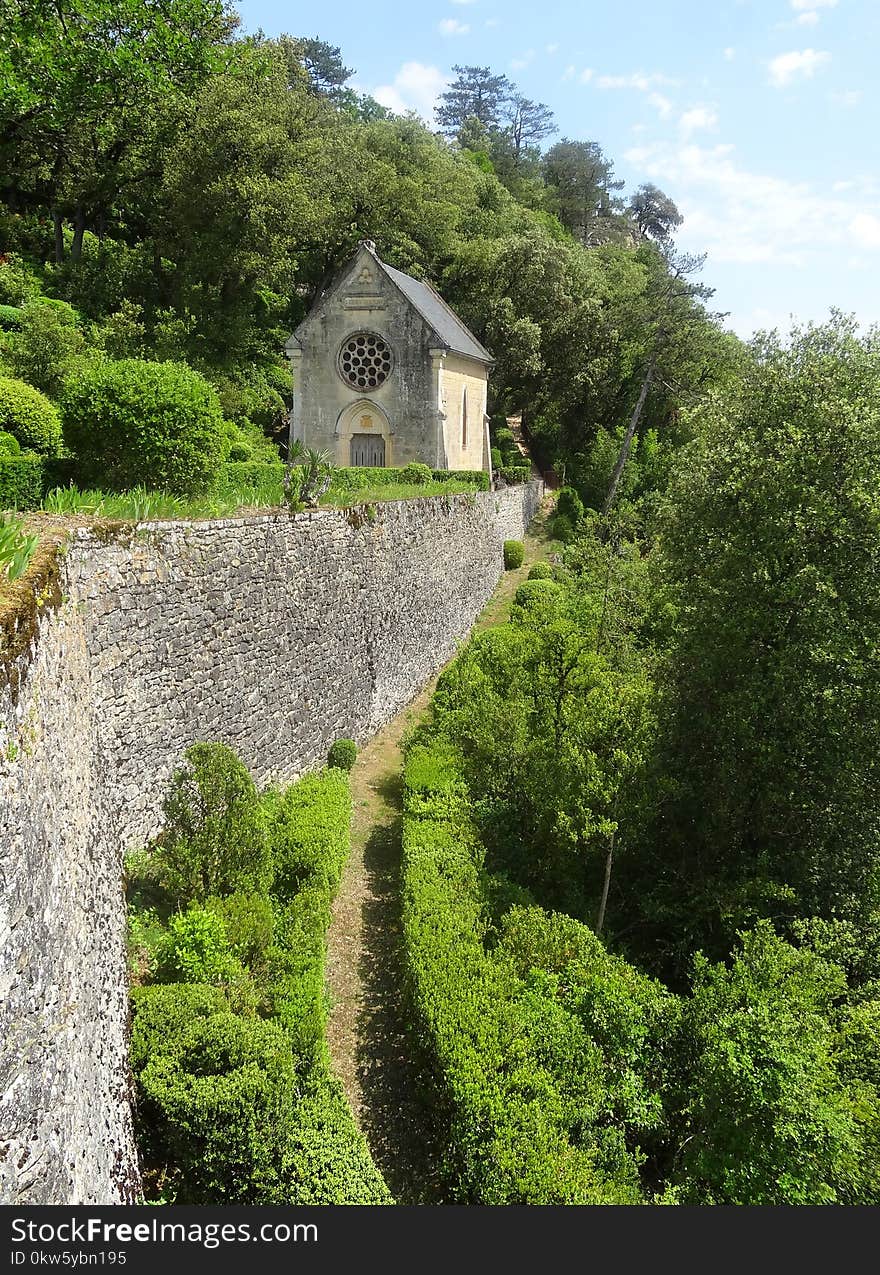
[{"left": 506, "top": 413, "right": 558, "bottom": 489}]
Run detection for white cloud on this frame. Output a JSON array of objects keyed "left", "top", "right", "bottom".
[
  {"left": 768, "top": 48, "right": 830, "bottom": 87},
  {"left": 851, "top": 213, "right": 880, "bottom": 249},
  {"left": 796, "top": 11, "right": 820, "bottom": 24},
  {"left": 580, "top": 67, "right": 594, "bottom": 83},
  {"left": 485, "top": 17, "right": 500, "bottom": 27},
  {"left": 373, "top": 62, "right": 450, "bottom": 119},
  {"left": 648, "top": 92, "right": 674, "bottom": 119},
  {"left": 546, "top": 43, "right": 559, "bottom": 54},
  {"left": 790, "top": 0, "right": 838, "bottom": 9},
  {"left": 562, "top": 64, "right": 575, "bottom": 81},
  {"left": 831, "top": 90, "right": 862, "bottom": 107},
  {"left": 596, "top": 71, "right": 678, "bottom": 91},
  {"left": 511, "top": 49, "right": 535, "bottom": 71},
  {"left": 680, "top": 105, "right": 719, "bottom": 136},
  {"left": 623, "top": 139, "right": 880, "bottom": 271},
  {"left": 438, "top": 18, "right": 470, "bottom": 36},
  {"left": 723, "top": 47, "right": 736, "bottom": 61}
]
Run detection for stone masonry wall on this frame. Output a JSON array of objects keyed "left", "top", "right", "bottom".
[{"left": 0, "top": 481, "right": 542, "bottom": 1204}]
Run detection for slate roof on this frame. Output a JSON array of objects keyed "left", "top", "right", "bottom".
[{"left": 379, "top": 259, "right": 494, "bottom": 366}]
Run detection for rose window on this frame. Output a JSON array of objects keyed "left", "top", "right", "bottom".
[{"left": 338, "top": 333, "right": 393, "bottom": 391}]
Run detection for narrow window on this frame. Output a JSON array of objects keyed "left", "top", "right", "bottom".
[{"left": 461, "top": 386, "right": 468, "bottom": 450}]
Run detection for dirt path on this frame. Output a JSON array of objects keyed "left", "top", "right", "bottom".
[{"left": 323, "top": 496, "right": 556, "bottom": 1202}]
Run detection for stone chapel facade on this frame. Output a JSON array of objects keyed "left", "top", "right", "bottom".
[{"left": 285, "top": 241, "right": 493, "bottom": 472}]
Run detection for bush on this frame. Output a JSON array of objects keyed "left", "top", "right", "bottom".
[
  {"left": 494, "top": 427, "right": 515, "bottom": 449},
  {"left": 0, "top": 254, "right": 42, "bottom": 306},
  {"left": 0, "top": 430, "right": 20, "bottom": 456},
  {"left": 328, "top": 738, "right": 357, "bottom": 771},
  {"left": 550, "top": 513, "right": 574, "bottom": 543},
  {"left": 0, "top": 456, "right": 44, "bottom": 510},
  {"left": 556, "top": 486, "right": 584, "bottom": 525},
  {"left": 490, "top": 447, "right": 502, "bottom": 470},
  {"left": 498, "top": 465, "right": 531, "bottom": 485},
  {"left": 207, "top": 892, "right": 275, "bottom": 971},
  {"left": 155, "top": 742, "right": 272, "bottom": 903},
  {"left": 136, "top": 1009, "right": 298, "bottom": 1203},
  {"left": 503, "top": 539, "right": 524, "bottom": 570},
  {"left": 0, "top": 304, "right": 22, "bottom": 331},
  {"left": 0, "top": 376, "right": 62, "bottom": 454},
  {"left": 528, "top": 562, "right": 553, "bottom": 580},
  {"left": 155, "top": 907, "right": 243, "bottom": 986},
  {"left": 62, "top": 358, "right": 225, "bottom": 495},
  {"left": 400, "top": 462, "right": 432, "bottom": 485},
  {"left": 3, "top": 299, "right": 86, "bottom": 397}
]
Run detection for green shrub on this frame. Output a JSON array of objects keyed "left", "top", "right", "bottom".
[
  {"left": 155, "top": 907, "right": 244, "bottom": 986},
  {"left": 512, "top": 579, "right": 563, "bottom": 616},
  {"left": 0, "top": 254, "right": 42, "bottom": 306},
  {"left": 328, "top": 738, "right": 357, "bottom": 771},
  {"left": 0, "top": 304, "right": 22, "bottom": 331},
  {"left": 490, "top": 447, "right": 502, "bottom": 470},
  {"left": 400, "top": 461, "right": 433, "bottom": 485},
  {"left": 155, "top": 742, "right": 272, "bottom": 903},
  {"left": 0, "top": 376, "right": 62, "bottom": 454},
  {"left": 498, "top": 465, "right": 531, "bottom": 485},
  {"left": 433, "top": 468, "right": 490, "bottom": 490},
  {"left": 494, "top": 427, "right": 515, "bottom": 449},
  {"left": 0, "top": 430, "right": 20, "bottom": 456},
  {"left": 207, "top": 892, "right": 275, "bottom": 971},
  {"left": 503, "top": 539, "right": 524, "bottom": 570},
  {"left": 556, "top": 486, "right": 584, "bottom": 525},
  {"left": 130, "top": 983, "right": 229, "bottom": 1072},
  {"left": 285, "top": 1074, "right": 392, "bottom": 1204},
  {"left": 62, "top": 359, "right": 225, "bottom": 495},
  {"left": 550, "top": 513, "right": 574, "bottom": 543},
  {"left": 0, "top": 456, "right": 44, "bottom": 510},
  {"left": 136, "top": 1009, "right": 298, "bottom": 1203},
  {"left": 3, "top": 299, "right": 86, "bottom": 397},
  {"left": 528, "top": 562, "right": 553, "bottom": 580}
]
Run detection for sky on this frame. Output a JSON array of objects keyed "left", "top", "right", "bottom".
[{"left": 236, "top": 0, "right": 880, "bottom": 339}]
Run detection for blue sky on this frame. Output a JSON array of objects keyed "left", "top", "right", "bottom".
[{"left": 236, "top": 0, "right": 879, "bottom": 338}]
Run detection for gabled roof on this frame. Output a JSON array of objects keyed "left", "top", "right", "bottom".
[
  {"left": 287, "top": 242, "right": 494, "bottom": 366},
  {"left": 378, "top": 258, "right": 494, "bottom": 366}
]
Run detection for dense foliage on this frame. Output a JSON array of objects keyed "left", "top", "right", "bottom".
[{"left": 128, "top": 742, "right": 391, "bottom": 1204}]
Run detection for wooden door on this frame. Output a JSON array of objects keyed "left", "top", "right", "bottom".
[{"left": 350, "top": 434, "right": 386, "bottom": 467}]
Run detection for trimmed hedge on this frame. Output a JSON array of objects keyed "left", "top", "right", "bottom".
[
  {"left": 0, "top": 455, "right": 43, "bottom": 509},
  {"left": 332, "top": 466, "right": 490, "bottom": 493},
  {"left": 503, "top": 539, "right": 524, "bottom": 570},
  {"left": 130, "top": 758, "right": 391, "bottom": 1204},
  {"left": 63, "top": 358, "right": 225, "bottom": 495},
  {"left": 400, "top": 740, "right": 656, "bottom": 1203},
  {"left": 0, "top": 375, "right": 62, "bottom": 454},
  {"left": 328, "top": 738, "right": 357, "bottom": 771},
  {"left": 498, "top": 465, "right": 531, "bottom": 485}
]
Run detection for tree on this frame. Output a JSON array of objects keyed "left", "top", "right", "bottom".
[
  {"left": 619, "top": 315, "right": 880, "bottom": 977},
  {"left": 602, "top": 249, "right": 715, "bottom": 516},
  {"left": 503, "top": 94, "right": 556, "bottom": 161},
  {"left": 542, "top": 140, "right": 625, "bottom": 246},
  {"left": 628, "top": 184, "right": 683, "bottom": 243},
  {"left": 435, "top": 65, "right": 512, "bottom": 138},
  {"left": 0, "top": 0, "right": 237, "bottom": 261},
  {"left": 278, "top": 35, "right": 353, "bottom": 99}
]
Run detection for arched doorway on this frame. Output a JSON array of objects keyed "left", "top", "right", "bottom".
[{"left": 335, "top": 400, "right": 392, "bottom": 468}]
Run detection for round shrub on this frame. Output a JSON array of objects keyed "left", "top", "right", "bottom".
[
  {"left": 503, "top": 539, "right": 525, "bottom": 570},
  {"left": 490, "top": 447, "right": 502, "bottom": 470},
  {"left": 62, "top": 358, "right": 225, "bottom": 495},
  {"left": 528, "top": 562, "right": 553, "bottom": 580},
  {"left": 494, "top": 428, "right": 515, "bottom": 449},
  {"left": 400, "top": 462, "right": 432, "bottom": 485},
  {"left": 556, "top": 486, "right": 584, "bottom": 525},
  {"left": 0, "top": 430, "right": 21, "bottom": 456},
  {"left": 0, "top": 375, "right": 62, "bottom": 454},
  {"left": 0, "top": 304, "right": 22, "bottom": 331},
  {"left": 551, "top": 513, "right": 574, "bottom": 543},
  {"left": 328, "top": 738, "right": 358, "bottom": 771}
]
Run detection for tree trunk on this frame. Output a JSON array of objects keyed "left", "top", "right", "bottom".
[
  {"left": 602, "top": 355, "right": 657, "bottom": 517},
  {"left": 52, "top": 211, "right": 64, "bottom": 264},
  {"left": 70, "top": 205, "right": 86, "bottom": 263},
  {"left": 595, "top": 827, "right": 616, "bottom": 936}
]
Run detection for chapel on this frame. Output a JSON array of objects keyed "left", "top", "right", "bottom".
[{"left": 285, "top": 241, "right": 493, "bottom": 472}]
